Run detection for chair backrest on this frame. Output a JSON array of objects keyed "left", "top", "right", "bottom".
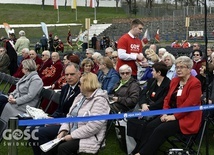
[
  {"left": 36, "top": 88, "right": 55, "bottom": 109},
  {"left": 0, "top": 118, "right": 7, "bottom": 143},
  {"left": 44, "top": 91, "right": 61, "bottom": 112}
]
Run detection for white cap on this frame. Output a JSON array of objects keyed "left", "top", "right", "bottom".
[{"left": 19, "top": 30, "right": 25, "bottom": 36}]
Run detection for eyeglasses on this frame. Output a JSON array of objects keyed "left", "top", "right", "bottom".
[
  {"left": 65, "top": 73, "right": 76, "bottom": 76},
  {"left": 193, "top": 54, "right": 200, "bottom": 56},
  {"left": 175, "top": 66, "right": 188, "bottom": 70},
  {"left": 86, "top": 53, "right": 90, "bottom": 55},
  {"left": 112, "top": 56, "right": 118, "bottom": 59},
  {"left": 63, "top": 59, "right": 67, "bottom": 61},
  {"left": 120, "top": 72, "right": 130, "bottom": 75}
]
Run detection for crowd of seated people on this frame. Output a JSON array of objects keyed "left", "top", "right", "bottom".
[{"left": 0, "top": 38, "right": 214, "bottom": 155}]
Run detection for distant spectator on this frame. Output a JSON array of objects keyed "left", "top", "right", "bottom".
[
  {"left": 105, "top": 47, "right": 114, "bottom": 58},
  {"left": 4, "top": 31, "right": 18, "bottom": 75},
  {"left": 182, "top": 40, "right": 191, "bottom": 48},
  {"left": 97, "top": 57, "right": 120, "bottom": 94},
  {"left": 80, "top": 58, "right": 94, "bottom": 74},
  {"left": 111, "top": 51, "right": 118, "bottom": 69},
  {"left": 85, "top": 48, "right": 94, "bottom": 59},
  {"left": 48, "top": 33, "right": 54, "bottom": 52},
  {"left": 207, "top": 46, "right": 214, "bottom": 63},
  {"left": 82, "top": 33, "right": 88, "bottom": 52},
  {"left": 162, "top": 52, "right": 176, "bottom": 80},
  {"left": 192, "top": 49, "right": 206, "bottom": 74},
  {"left": 14, "top": 30, "right": 30, "bottom": 66},
  {"left": 172, "top": 40, "right": 181, "bottom": 48},
  {"left": 149, "top": 44, "right": 157, "bottom": 53},
  {"left": 0, "top": 47, "right": 10, "bottom": 74},
  {"left": 53, "top": 35, "right": 59, "bottom": 52},
  {"left": 91, "top": 34, "right": 97, "bottom": 49},
  {"left": 13, "top": 48, "right": 30, "bottom": 78},
  {"left": 35, "top": 42, "right": 41, "bottom": 53},
  {"left": 29, "top": 50, "right": 43, "bottom": 71},
  {"left": 158, "top": 48, "right": 167, "bottom": 60},
  {"left": 58, "top": 39, "right": 64, "bottom": 53},
  {"left": 38, "top": 50, "right": 52, "bottom": 77},
  {"left": 40, "top": 35, "right": 48, "bottom": 51}
]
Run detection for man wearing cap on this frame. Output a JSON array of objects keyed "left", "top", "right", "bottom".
[{"left": 14, "top": 30, "right": 30, "bottom": 66}]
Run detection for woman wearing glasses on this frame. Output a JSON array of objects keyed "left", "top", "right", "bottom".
[
  {"left": 0, "top": 59, "right": 43, "bottom": 122},
  {"left": 134, "top": 56, "right": 202, "bottom": 155},
  {"left": 43, "top": 72, "right": 110, "bottom": 155},
  {"left": 192, "top": 49, "right": 206, "bottom": 74},
  {"left": 110, "top": 64, "right": 140, "bottom": 113}
]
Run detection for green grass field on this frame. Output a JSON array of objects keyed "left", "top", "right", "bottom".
[
  {"left": 0, "top": 4, "right": 131, "bottom": 44},
  {"left": 0, "top": 4, "right": 214, "bottom": 154}
]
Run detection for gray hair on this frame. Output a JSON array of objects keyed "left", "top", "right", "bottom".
[
  {"left": 86, "top": 48, "right": 95, "bottom": 54},
  {"left": 175, "top": 56, "right": 193, "bottom": 69},
  {"left": 105, "top": 47, "right": 114, "bottom": 53},
  {"left": 66, "top": 62, "right": 80, "bottom": 71},
  {"left": 92, "top": 52, "right": 102, "bottom": 59},
  {"left": 119, "top": 64, "right": 132, "bottom": 73},
  {"left": 42, "top": 50, "right": 50, "bottom": 58},
  {"left": 162, "top": 52, "right": 175, "bottom": 64},
  {"left": 22, "top": 48, "right": 29, "bottom": 54},
  {"left": 22, "top": 59, "right": 37, "bottom": 72}
]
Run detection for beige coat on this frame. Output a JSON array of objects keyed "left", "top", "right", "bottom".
[{"left": 59, "top": 89, "right": 110, "bottom": 154}]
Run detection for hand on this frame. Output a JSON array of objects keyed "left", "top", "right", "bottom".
[
  {"left": 160, "top": 114, "right": 167, "bottom": 122},
  {"left": 112, "top": 97, "right": 118, "bottom": 102},
  {"left": 63, "top": 135, "right": 72, "bottom": 141},
  {"left": 141, "top": 104, "right": 149, "bottom": 111},
  {"left": 137, "top": 53, "right": 144, "bottom": 61},
  {"left": 8, "top": 95, "right": 16, "bottom": 104},
  {"left": 164, "top": 115, "right": 176, "bottom": 122},
  {"left": 57, "top": 131, "right": 68, "bottom": 139},
  {"left": 51, "top": 84, "right": 55, "bottom": 89}
]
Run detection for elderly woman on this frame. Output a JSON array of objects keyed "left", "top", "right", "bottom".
[
  {"left": 110, "top": 64, "right": 140, "bottom": 113},
  {"left": 111, "top": 51, "right": 118, "bottom": 69},
  {"left": 97, "top": 57, "right": 120, "bottom": 94},
  {"left": 134, "top": 56, "right": 202, "bottom": 155},
  {"left": 162, "top": 52, "right": 176, "bottom": 80},
  {"left": 42, "top": 72, "right": 110, "bottom": 155},
  {"left": 0, "top": 59, "right": 43, "bottom": 122},
  {"left": 80, "top": 58, "right": 94, "bottom": 74},
  {"left": 141, "top": 48, "right": 160, "bottom": 81},
  {"left": 0, "top": 47, "right": 10, "bottom": 74}
]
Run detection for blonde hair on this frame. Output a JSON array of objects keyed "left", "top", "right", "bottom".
[
  {"left": 22, "top": 59, "right": 37, "bottom": 72},
  {"left": 145, "top": 48, "right": 159, "bottom": 63},
  {"left": 81, "top": 58, "right": 94, "bottom": 68},
  {"left": 81, "top": 72, "right": 101, "bottom": 92}
]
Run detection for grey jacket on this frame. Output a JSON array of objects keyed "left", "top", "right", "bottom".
[{"left": 1, "top": 71, "right": 43, "bottom": 122}]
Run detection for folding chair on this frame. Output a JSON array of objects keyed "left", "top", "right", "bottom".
[
  {"left": 37, "top": 88, "right": 55, "bottom": 109},
  {"left": 166, "top": 133, "right": 198, "bottom": 154},
  {"left": 0, "top": 72, "right": 6, "bottom": 85},
  {"left": 0, "top": 74, "right": 14, "bottom": 94},
  {"left": 44, "top": 91, "right": 61, "bottom": 113},
  {"left": 0, "top": 118, "right": 7, "bottom": 143}
]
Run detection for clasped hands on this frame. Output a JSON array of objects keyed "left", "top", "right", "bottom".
[
  {"left": 160, "top": 114, "right": 176, "bottom": 122},
  {"left": 8, "top": 95, "right": 16, "bottom": 104}
]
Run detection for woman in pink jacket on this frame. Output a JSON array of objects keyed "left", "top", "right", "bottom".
[{"left": 43, "top": 72, "right": 110, "bottom": 155}]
